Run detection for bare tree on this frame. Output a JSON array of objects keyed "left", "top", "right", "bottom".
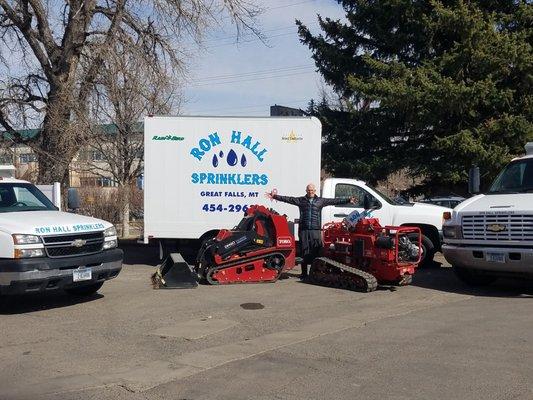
[
  {"left": 77, "top": 41, "right": 177, "bottom": 237},
  {"left": 0, "top": 1, "right": 260, "bottom": 184}
]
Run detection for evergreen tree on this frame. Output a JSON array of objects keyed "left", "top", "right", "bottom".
[{"left": 298, "top": 0, "right": 532, "bottom": 193}]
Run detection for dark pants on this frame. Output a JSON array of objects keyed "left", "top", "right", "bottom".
[{"left": 299, "top": 229, "right": 322, "bottom": 277}]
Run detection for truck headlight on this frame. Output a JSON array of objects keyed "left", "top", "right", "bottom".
[
  {"left": 12, "top": 234, "right": 41, "bottom": 245},
  {"left": 443, "top": 225, "right": 462, "bottom": 239},
  {"left": 14, "top": 248, "right": 45, "bottom": 258},
  {"left": 103, "top": 239, "right": 118, "bottom": 250},
  {"left": 104, "top": 226, "right": 117, "bottom": 237}
]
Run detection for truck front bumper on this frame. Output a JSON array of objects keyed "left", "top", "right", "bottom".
[
  {"left": 442, "top": 244, "right": 533, "bottom": 276},
  {"left": 0, "top": 248, "right": 123, "bottom": 295}
]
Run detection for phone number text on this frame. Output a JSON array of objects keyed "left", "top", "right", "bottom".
[{"left": 202, "top": 204, "right": 249, "bottom": 212}]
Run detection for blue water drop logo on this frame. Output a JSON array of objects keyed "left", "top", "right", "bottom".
[
  {"left": 212, "top": 154, "right": 219, "bottom": 167},
  {"left": 227, "top": 149, "right": 238, "bottom": 166},
  {"left": 241, "top": 154, "right": 247, "bottom": 167},
  {"left": 219, "top": 151, "right": 224, "bottom": 158}
]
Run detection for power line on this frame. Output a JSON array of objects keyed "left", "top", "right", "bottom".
[
  {"left": 204, "top": 22, "right": 317, "bottom": 44},
  {"left": 193, "top": 65, "right": 314, "bottom": 82},
  {"left": 203, "top": 31, "right": 300, "bottom": 50},
  {"left": 192, "top": 70, "right": 316, "bottom": 87},
  {"left": 187, "top": 98, "right": 311, "bottom": 114},
  {"left": 264, "top": 0, "right": 317, "bottom": 12}
]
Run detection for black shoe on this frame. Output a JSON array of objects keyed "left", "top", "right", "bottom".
[{"left": 299, "top": 275, "right": 308, "bottom": 281}]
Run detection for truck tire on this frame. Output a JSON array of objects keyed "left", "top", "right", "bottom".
[
  {"left": 408, "top": 233, "right": 435, "bottom": 268},
  {"left": 65, "top": 282, "right": 104, "bottom": 296},
  {"left": 453, "top": 266, "right": 497, "bottom": 287}
]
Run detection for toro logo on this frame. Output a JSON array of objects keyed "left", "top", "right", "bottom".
[{"left": 277, "top": 237, "right": 293, "bottom": 247}]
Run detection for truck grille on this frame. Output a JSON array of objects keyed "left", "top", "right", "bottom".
[
  {"left": 462, "top": 214, "right": 533, "bottom": 241},
  {"left": 42, "top": 232, "right": 104, "bottom": 258}
]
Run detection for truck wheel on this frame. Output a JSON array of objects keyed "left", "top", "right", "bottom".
[
  {"left": 408, "top": 233, "right": 435, "bottom": 268},
  {"left": 453, "top": 266, "right": 497, "bottom": 287},
  {"left": 65, "top": 282, "right": 104, "bottom": 296}
]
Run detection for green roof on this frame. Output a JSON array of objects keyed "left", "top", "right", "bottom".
[{"left": 2, "top": 122, "right": 144, "bottom": 140}]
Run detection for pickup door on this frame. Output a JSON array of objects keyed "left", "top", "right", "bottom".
[{"left": 321, "top": 181, "right": 392, "bottom": 226}]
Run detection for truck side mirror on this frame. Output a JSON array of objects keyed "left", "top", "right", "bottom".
[
  {"left": 468, "top": 166, "right": 480, "bottom": 194},
  {"left": 68, "top": 188, "right": 80, "bottom": 210}
]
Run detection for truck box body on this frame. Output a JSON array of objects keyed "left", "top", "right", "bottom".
[{"left": 143, "top": 116, "right": 322, "bottom": 241}]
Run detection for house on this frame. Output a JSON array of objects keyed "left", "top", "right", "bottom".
[{"left": 0, "top": 123, "right": 143, "bottom": 187}]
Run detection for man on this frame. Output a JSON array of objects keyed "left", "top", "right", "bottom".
[{"left": 266, "top": 184, "right": 356, "bottom": 279}]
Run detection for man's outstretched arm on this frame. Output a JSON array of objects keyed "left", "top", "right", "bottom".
[
  {"left": 322, "top": 196, "right": 357, "bottom": 206},
  {"left": 265, "top": 190, "right": 301, "bottom": 206}
]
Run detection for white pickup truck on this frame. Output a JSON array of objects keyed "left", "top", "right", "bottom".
[
  {"left": 443, "top": 142, "right": 533, "bottom": 285},
  {"left": 0, "top": 171, "right": 123, "bottom": 296},
  {"left": 321, "top": 178, "right": 450, "bottom": 266}
]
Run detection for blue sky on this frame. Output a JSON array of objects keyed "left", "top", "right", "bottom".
[{"left": 182, "top": 0, "right": 345, "bottom": 116}]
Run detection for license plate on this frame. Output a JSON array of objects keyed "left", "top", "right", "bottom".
[
  {"left": 486, "top": 252, "right": 505, "bottom": 263},
  {"left": 73, "top": 267, "right": 92, "bottom": 282}
]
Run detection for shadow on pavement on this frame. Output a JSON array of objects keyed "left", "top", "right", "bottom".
[
  {"left": 119, "top": 240, "right": 201, "bottom": 267},
  {"left": 411, "top": 262, "right": 533, "bottom": 298},
  {"left": 119, "top": 240, "right": 160, "bottom": 267},
  {"left": 0, "top": 292, "right": 104, "bottom": 315}
]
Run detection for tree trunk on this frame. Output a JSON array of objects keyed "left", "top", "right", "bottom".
[
  {"left": 37, "top": 89, "right": 78, "bottom": 184},
  {"left": 121, "top": 185, "right": 130, "bottom": 238}
]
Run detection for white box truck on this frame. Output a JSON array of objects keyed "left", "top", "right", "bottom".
[
  {"left": 443, "top": 142, "right": 533, "bottom": 285},
  {"left": 0, "top": 170, "right": 122, "bottom": 296},
  {"left": 143, "top": 116, "right": 449, "bottom": 266},
  {"left": 143, "top": 116, "right": 322, "bottom": 252}
]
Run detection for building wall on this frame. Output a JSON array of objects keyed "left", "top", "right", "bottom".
[{"left": 0, "top": 141, "right": 143, "bottom": 187}]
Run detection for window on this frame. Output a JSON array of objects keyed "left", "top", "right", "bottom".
[
  {"left": 90, "top": 150, "right": 106, "bottom": 161},
  {"left": 80, "top": 176, "right": 117, "bottom": 187},
  {"left": 97, "top": 177, "right": 117, "bottom": 187},
  {"left": 334, "top": 183, "right": 380, "bottom": 208},
  {"left": 334, "top": 184, "right": 366, "bottom": 207},
  {"left": 19, "top": 153, "right": 37, "bottom": 164},
  {"left": 0, "top": 183, "right": 55, "bottom": 212},
  {"left": 80, "top": 177, "right": 97, "bottom": 187},
  {"left": 0, "top": 154, "right": 13, "bottom": 164},
  {"left": 489, "top": 158, "right": 533, "bottom": 193}
]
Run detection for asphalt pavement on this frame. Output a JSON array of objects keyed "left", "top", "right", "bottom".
[{"left": 1, "top": 245, "right": 532, "bottom": 400}]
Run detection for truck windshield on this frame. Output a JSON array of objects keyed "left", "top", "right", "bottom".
[
  {"left": 0, "top": 183, "right": 57, "bottom": 212},
  {"left": 488, "top": 158, "right": 533, "bottom": 194}
]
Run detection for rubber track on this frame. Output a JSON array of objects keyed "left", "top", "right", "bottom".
[
  {"left": 205, "top": 251, "right": 286, "bottom": 285},
  {"left": 310, "top": 257, "right": 378, "bottom": 293}
]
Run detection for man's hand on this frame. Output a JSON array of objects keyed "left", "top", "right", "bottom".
[
  {"left": 265, "top": 189, "right": 278, "bottom": 201},
  {"left": 349, "top": 196, "right": 358, "bottom": 204}
]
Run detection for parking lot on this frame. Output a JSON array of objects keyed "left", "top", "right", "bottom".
[{"left": 1, "top": 244, "right": 532, "bottom": 400}]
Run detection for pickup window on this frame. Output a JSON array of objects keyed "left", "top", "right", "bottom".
[
  {"left": 0, "top": 183, "right": 56, "bottom": 212},
  {"left": 334, "top": 183, "right": 381, "bottom": 208}
]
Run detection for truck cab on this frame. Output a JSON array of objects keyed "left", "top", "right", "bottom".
[
  {"left": 321, "top": 178, "right": 450, "bottom": 266},
  {"left": 0, "top": 172, "right": 123, "bottom": 296},
  {"left": 442, "top": 143, "right": 533, "bottom": 285}
]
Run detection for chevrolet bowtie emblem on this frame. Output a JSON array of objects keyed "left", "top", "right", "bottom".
[
  {"left": 486, "top": 224, "right": 507, "bottom": 233},
  {"left": 72, "top": 239, "right": 87, "bottom": 247}
]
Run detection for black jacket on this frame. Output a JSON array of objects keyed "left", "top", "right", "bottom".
[{"left": 273, "top": 195, "right": 350, "bottom": 230}]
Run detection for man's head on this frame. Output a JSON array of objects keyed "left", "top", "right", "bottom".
[{"left": 305, "top": 183, "right": 317, "bottom": 198}]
